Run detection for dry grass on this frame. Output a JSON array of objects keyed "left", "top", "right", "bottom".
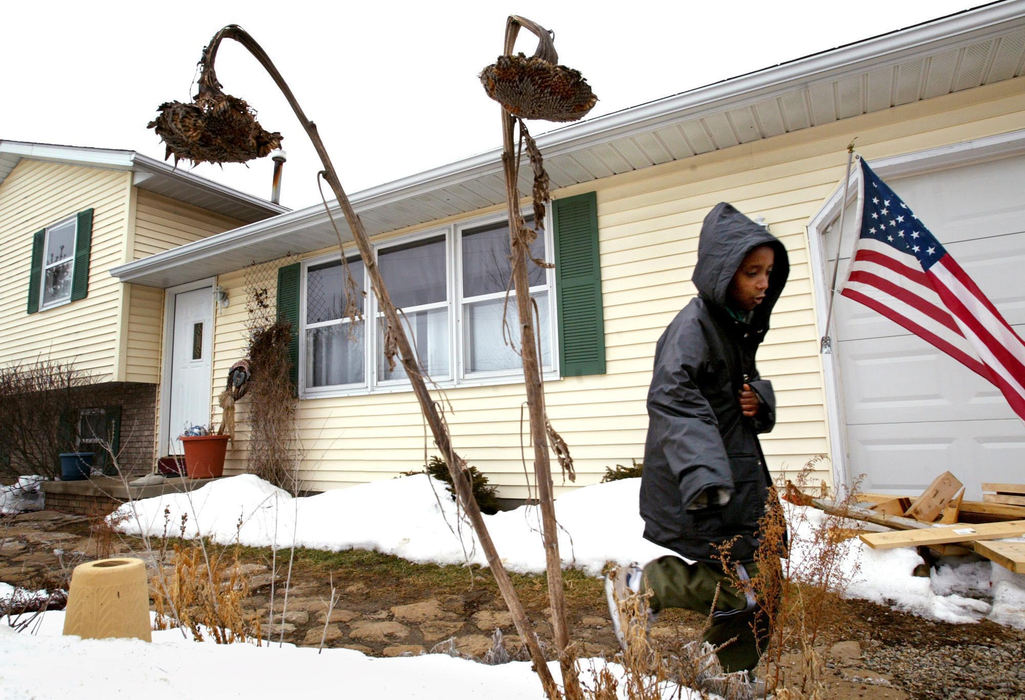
[{"left": 150, "top": 512, "right": 262, "bottom": 645}]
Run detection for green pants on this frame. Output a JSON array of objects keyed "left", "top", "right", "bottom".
[{"left": 641, "top": 556, "right": 776, "bottom": 673}]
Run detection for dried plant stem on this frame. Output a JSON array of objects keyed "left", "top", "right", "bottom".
[
  {"left": 498, "top": 15, "right": 579, "bottom": 698},
  {"left": 199, "top": 25, "right": 558, "bottom": 698}
]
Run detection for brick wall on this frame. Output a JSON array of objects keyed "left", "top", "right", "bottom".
[
  {"left": 74, "top": 382, "right": 157, "bottom": 476},
  {"left": 42, "top": 490, "right": 122, "bottom": 518}
]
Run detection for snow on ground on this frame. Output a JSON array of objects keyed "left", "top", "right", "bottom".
[
  {"left": 3, "top": 474, "right": 1024, "bottom": 697},
  {"left": 1, "top": 609, "right": 665, "bottom": 700}
]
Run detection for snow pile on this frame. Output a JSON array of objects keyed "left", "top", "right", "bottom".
[
  {"left": 0, "top": 477, "right": 45, "bottom": 515},
  {"left": 108, "top": 474, "right": 1025, "bottom": 627}
]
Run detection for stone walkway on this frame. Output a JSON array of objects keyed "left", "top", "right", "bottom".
[{"left": 0, "top": 510, "right": 621, "bottom": 660}]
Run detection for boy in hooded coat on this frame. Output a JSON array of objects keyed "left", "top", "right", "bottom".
[{"left": 608, "top": 202, "right": 789, "bottom": 673}]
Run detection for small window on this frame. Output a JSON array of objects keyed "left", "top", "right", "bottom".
[
  {"left": 192, "top": 322, "right": 204, "bottom": 360},
  {"left": 78, "top": 408, "right": 108, "bottom": 448},
  {"left": 28, "top": 208, "right": 93, "bottom": 314},
  {"left": 41, "top": 218, "right": 77, "bottom": 308}
]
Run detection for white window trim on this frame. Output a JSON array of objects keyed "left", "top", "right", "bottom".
[
  {"left": 39, "top": 214, "right": 78, "bottom": 310},
  {"left": 299, "top": 209, "right": 560, "bottom": 399},
  {"left": 806, "top": 129, "right": 1025, "bottom": 492}
]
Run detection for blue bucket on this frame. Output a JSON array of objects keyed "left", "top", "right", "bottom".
[{"left": 59, "top": 452, "right": 95, "bottom": 481}]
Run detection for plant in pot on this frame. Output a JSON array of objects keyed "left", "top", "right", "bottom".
[{"left": 178, "top": 424, "right": 230, "bottom": 480}]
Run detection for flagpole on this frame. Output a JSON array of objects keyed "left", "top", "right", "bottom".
[{"left": 820, "top": 141, "right": 857, "bottom": 354}]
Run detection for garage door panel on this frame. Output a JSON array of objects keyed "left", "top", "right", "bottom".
[
  {"left": 840, "top": 334, "right": 1018, "bottom": 423},
  {"left": 945, "top": 234, "right": 1025, "bottom": 325},
  {"left": 848, "top": 419, "right": 1025, "bottom": 499}
]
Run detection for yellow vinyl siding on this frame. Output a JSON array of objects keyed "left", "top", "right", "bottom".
[
  {"left": 133, "top": 190, "right": 245, "bottom": 260},
  {"left": 0, "top": 160, "right": 131, "bottom": 380},
  {"left": 123, "top": 284, "right": 165, "bottom": 383},
  {"left": 207, "top": 78, "right": 1025, "bottom": 499}
]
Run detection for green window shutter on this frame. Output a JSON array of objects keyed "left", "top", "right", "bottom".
[
  {"left": 70, "top": 208, "right": 94, "bottom": 302},
  {"left": 553, "top": 191, "right": 605, "bottom": 377},
  {"left": 27, "top": 229, "right": 45, "bottom": 314},
  {"left": 277, "top": 263, "right": 302, "bottom": 396}
]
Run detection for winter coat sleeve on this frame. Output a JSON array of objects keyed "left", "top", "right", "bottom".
[
  {"left": 746, "top": 377, "right": 776, "bottom": 434},
  {"left": 647, "top": 320, "right": 734, "bottom": 509}
]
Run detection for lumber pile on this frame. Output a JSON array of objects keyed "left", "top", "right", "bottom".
[{"left": 789, "top": 473, "right": 1025, "bottom": 573}]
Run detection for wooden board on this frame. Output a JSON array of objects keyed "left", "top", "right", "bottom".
[
  {"left": 984, "top": 493, "right": 1025, "bottom": 506},
  {"left": 982, "top": 483, "right": 1025, "bottom": 495},
  {"left": 972, "top": 540, "right": 1025, "bottom": 573},
  {"left": 958, "top": 499, "right": 1025, "bottom": 523},
  {"left": 905, "top": 472, "right": 963, "bottom": 522},
  {"left": 870, "top": 497, "right": 911, "bottom": 517},
  {"left": 859, "top": 520, "right": 1025, "bottom": 550}
]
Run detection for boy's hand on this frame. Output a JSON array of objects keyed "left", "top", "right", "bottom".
[{"left": 739, "top": 383, "right": 760, "bottom": 417}]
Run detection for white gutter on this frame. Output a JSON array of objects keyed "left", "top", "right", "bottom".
[
  {"left": 132, "top": 152, "right": 289, "bottom": 216},
  {"left": 0, "top": 139, "right": 288, "bottom": 218},
  {"left": 0, "top": 141, "right": 135, "bottom": 169}
]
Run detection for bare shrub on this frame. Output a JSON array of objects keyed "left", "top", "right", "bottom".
[
  {"left": 151, "top": 513, "right": 262, "bottom": 644},
  {"left": 0, "top": 358, "right": 91, "bottom": 480},
  {"left": 245, "top": 320, "right": 298, "bottom": 493},
  {"left": 716, "top": 458, "right": 862, "bottom": 698}
]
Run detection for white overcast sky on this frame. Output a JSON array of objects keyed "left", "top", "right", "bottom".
[{"left": 2, "top": 0, "right": 978, "bottom": 210}]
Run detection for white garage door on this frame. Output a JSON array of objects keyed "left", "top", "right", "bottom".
[{"left": 823, "top": 151, "right": 1025, "bottom": 499}]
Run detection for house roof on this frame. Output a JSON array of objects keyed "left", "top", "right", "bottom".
[
  {"left": 0, "top": 140, "right": 288, "bottom": 223},
  {"left": 112, "top": 1, "right": 1025, "bottom": 289}
]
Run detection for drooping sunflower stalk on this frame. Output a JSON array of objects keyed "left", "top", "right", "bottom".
[{"left": 480, "top": 15, "right": 596, "bottom": 699}]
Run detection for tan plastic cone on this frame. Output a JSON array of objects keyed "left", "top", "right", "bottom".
[{"left": 63, "top": 557, "right": 152, "bottom": 642}]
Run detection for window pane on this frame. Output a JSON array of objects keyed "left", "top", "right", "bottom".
[
  {"left": 192, "top": 323, "right": 204, "bottom": 360},
  {"left": 377, "top": 308, "right": 449, "bottom": 381},
  {"left": 45, "top": 220, "right": 76, "bottom": 266},
  {"left": 42, "top": 261, "right": 72, "bottom": 306},
  {"left": 307, "top": 258, "right": 364, "bottom": 324},
  {"left": 78, "top": 409, "right": 107, "bottom": 445},
  {"left": 462, "top": 218, "right": 544, "bottom": 298},
  {"left": 464, "top": 291, "right": 551, "bottom": 372},
  {"left": 306, "top": 322, "right": 365, "bottom": 387},
  {"left": 379, "top": 236, "right": 446, "bottom": 308}
]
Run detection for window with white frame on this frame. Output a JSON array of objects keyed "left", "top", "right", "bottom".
[
  {"left": 300, "top": 214, "right": 554, "bottom": 394},
  {"left": 41, "top": 217, "right": 77, "bottom": 308},
  {"left": 304, "top": 256, "right": 366, "bottom": 389},
  {"left": 460, "top": 218, "right": 551, "bottom": 374}
]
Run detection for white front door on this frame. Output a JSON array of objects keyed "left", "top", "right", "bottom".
[{"left": 166, "top": 286, "right": 214, "bottom": 455}]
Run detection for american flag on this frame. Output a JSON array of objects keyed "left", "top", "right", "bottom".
[{"left": 840, "top": 158, "right": 1025, "bottom": 422}]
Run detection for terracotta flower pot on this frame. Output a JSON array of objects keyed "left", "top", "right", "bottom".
[{"left": 180, "top": 435, "right": 230, "bottom": 479}]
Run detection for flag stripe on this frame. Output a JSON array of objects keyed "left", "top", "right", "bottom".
[
  {"left": 851, "top": 246, "right": 932, "bottom": 288},
  {"left": 847, "top": 267, "right": 962, "bottom": 336},
  {"left": 840, "top": 286, "right": 990, "bottom": 377},
  {"left": 928, "top": 268, "right": 1025, "bottom": 398},
  {"left": 931, "top": 259, "right": 1025, "bottom": 372}
]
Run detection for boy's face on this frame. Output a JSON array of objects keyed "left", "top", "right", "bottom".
[{"left": 727, "top": 245, "right": 775, "bottom": 311}]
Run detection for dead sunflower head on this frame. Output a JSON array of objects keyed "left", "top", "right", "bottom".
[
  {"left": 148, "top": 26, "right": 282, "bottom": 165},
  {"left": 481, "top": 53, "right": 596, "bottom": 123},
  {"left": 149, "top": 90, "right": 282, "bottom": 166}
]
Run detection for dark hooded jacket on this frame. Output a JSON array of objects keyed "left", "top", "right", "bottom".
[{"left": 639, "top": 202, "right": 789, "bottom": 563}]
